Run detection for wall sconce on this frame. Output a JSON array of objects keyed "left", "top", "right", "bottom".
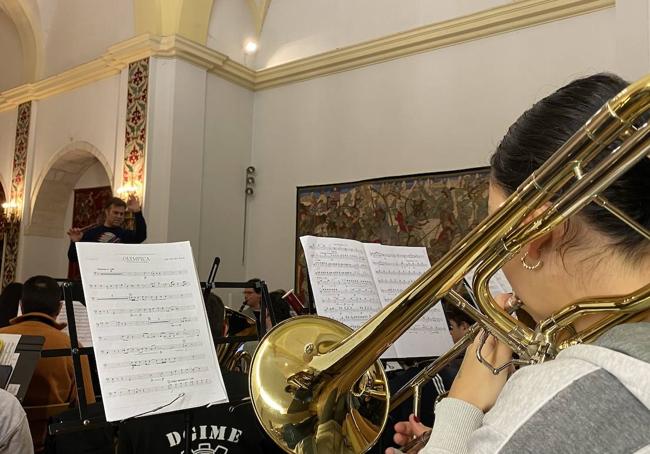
[
  {"left": 116, "top": 182, "right": 142, "bottom": 200},
  {"left": 1, "top": 200, "right": 21, "bottom": 223},
  {"left": 116, "top": 182, "right": 142, "bottom": 230}
]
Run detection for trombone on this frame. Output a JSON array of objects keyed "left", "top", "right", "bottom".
[{"left": 249, "top": 74, "right": 650, "bottom": 453}]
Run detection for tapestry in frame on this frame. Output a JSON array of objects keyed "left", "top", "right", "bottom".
[
  {"left": 67, "top": 186, "right": 113, "bottom": 279},
  {"left": 294, "top": 167, "right": 490, "bottom": 304}
]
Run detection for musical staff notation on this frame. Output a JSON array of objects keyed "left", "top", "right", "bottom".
[
  {"left": 95, "top": 316, "right": 198, "bottom": 328},
  {"left": 96, "top": 329, "right": 201, "bottom": 342},
  {"left": 103, "top": 353, "right": 206, "bottom": 369},
  {"left": 300, "top": 236, "right": 384, "bottom": 333},
  {"left": 89, "top": 280, "right": 191, "bottom": 289},
  {"left": 76, "top": 241, "right": 229, "bottom": 421},
  {"left": 98, "top": 341, "right": 203, "bottom": 356},
  {"left": 93, "top": 269, "right": 189, "bottom": 277},
  {"left": 92, "top": 305, "right": 195, "bottom": 316},
  {"left": 105, "top": 366, "right": 209, "bottom": 383},
  {"left": 107, "top": 378, "right": 211, "bottom": 397},
  {"left": 300, "top": 236, "right": 454, "bottom": 359}
]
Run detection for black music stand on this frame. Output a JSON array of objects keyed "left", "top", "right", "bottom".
[
  {"left": 2, "top": 335, "right": 45, "bottom": 403},
  {"left": 47, "top": 264, "right": 277, "bottom": 454},
  {"left": 44, "top": 281, "right": 110, "bottom": 435},
  {"left": 195, "top": 258, "right": 274, "bottom": 454}
]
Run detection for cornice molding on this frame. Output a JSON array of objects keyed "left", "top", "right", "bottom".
[
  {"left": 0, "top": 0, "right": 613, "bottom": 111},
  {"left": 254, "top": 0, "right": 614, "bottom": 89}
]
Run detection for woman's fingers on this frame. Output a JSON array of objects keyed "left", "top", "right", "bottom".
[{"left": 392, "top": 414, "right": 428, "bottom": 446}]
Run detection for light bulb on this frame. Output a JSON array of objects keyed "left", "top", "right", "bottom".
[{"left": 244, "top": 40, "right": 258, "bottom": 54}]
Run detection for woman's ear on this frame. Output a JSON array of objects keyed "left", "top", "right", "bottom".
[{"left": 520, "top": 202, "right": 560, "bottom": 262}]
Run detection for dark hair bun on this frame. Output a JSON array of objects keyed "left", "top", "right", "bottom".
[{"left": 491, "top": 73, "right": 649, "bottom": 254}]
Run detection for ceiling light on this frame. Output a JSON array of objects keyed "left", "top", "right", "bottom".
[{"left": 244, "top": 40, "right": 258, "bottom": 54}]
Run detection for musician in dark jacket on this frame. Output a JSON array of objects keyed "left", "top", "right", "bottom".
[{"left": 66, "top": 195, "right": 147, "bottom": 264}]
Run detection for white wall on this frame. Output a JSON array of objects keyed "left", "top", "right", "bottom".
[
  {"left": 15, "top": 75, "right": 121, "bottom": 281},
  {"left": 0, "top": 10, "right": 25, "bottom": 91},
  {"left": 145, "top": 57, "right": 207, "bottom": 261},
  {"left": 206, "top": 0, "right": 257, "bottom": 66},
  {"left": 256, "top": 0, "right": 508, "bottom": 68},
  {"left": 29, "top": 75, "right": 121, "bottom": 202},
  {"left": 615, "top": 0, "right": 650, "bottom": 80},
  {"left": 247, "top": 8, "right": 619, "bottom": 291},
  {"left": 19, "top": 160, "right": 111, "bottom": 280},
  {"left": 200, "top": 73, "right": 254, "bottom": 307},
  {"left": 37, "top": 0, "right": 134, "bottom": 77}
]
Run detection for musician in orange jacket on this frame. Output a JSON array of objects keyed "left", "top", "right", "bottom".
[{"left": 0, "top": 276, "right": 95, "bottom": 453}]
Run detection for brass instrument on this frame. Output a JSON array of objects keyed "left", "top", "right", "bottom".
[
  {"left": 217, "top": 308, "right": 257, "bottom": 373},
  {"left": 250, "top": 75, "right": 650, "bottom": 453},
  {"left": 390, "top": 294, "right": 526, "bottom": 418}
]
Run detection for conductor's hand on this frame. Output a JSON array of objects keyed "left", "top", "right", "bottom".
[
  {"left": 126, "top": 194, "right": 141, "bottom": 213},
  {"left": 448, "top": 293, "right": 513, "bottom": 412},
  {"left": 385, "top": 414, "right": 430, "bottom": 454},
  {"left": 67, "top": 228, "right": 83, "bottom": 242}
]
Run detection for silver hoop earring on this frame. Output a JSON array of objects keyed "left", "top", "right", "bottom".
[{"left": 521, "top": 252, "right": 543, "bottom": 271}]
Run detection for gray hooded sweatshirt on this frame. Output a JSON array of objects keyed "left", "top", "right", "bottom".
[{"left": 422, "top": 322, "right": 650, "bottom": 454}]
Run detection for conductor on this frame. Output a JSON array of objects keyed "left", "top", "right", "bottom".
[{"left": 67, "top": 194, "right": 147, "bottom": 266}]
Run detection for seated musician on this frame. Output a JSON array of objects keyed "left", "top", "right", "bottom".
[
  {"left": 389, "top": 74, "right": 650, "bottom": 453},
  {"left": 240, "top": 278, "right": 264, "bottom": 330},
  {"left": 0, "top": 276, "right": 95, "bottom": 453},
  {"left": 444, "top": 302, "right": 472, "bottom": 345},
  {"left": 264, "top": 290, "right": 294, "bottom": 331}
]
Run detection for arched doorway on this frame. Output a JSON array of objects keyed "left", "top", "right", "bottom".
[{"left": 21, "top": 142, "right": 113, "bottom": 279}]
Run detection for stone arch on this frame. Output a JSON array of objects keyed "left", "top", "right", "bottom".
[
  {"left": 26, "top": 141, "right": 113, "bottom": 238},
  {"left": 0, "top": 0, "right": 44, "bottom": 82}
]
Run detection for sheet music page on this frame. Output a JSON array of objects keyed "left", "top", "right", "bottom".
[
  {"left": 300, "top": 236, "right": 398, "bottom": 358},
  {"left": 0, "top": 334, "right": 21, "bottom": 382},
  {"left": 76, "top": 241, "right": 228, "bottom": 421},
  {"left": 364, "top": 244, "right": 453, "bottom": 357},
  {"left": 464, "top": 267, "right": 513, "bottom": 305},
  {"left": 58, "top": 302, "right": 93, "bottom": 346}
]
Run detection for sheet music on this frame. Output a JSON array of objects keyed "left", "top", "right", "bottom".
[
  {"left": 58, "top": 301, "right": 93, "bottom": 346},
  {"left": 364, "top": 244, "right": 453, "bottom": 357},
  {"left": 0, "top": 334, "right": 20, "bottom": 365},
  {"left": 76, "top": 241, "right": 228, "bottom": 421},
  {"left": 464, "top": 267, "right": 513, "bottom": 306},
  {"left": 0, "top": 334, "right": 21, "bottom": 383},
  {"left": 300, "top": 236, "right": 399, "bottom": 358}
]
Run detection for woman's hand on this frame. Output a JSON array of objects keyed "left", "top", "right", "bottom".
[
  {"left": 448, "top": 293, "right": 513, "bottom": 412},
  {"left": 385, "top": 414, "right": 430, "bottom": 454}
]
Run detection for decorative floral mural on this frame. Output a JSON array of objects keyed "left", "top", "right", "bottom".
[
  {"left": 2, "top": 101, "right": 32, "bottom": 289},
  {"left": 294, "top": 168, "right": 490, "bottom": 303},
  {"left": 123, "top": 58, "right": 149, "bottom": 187}
]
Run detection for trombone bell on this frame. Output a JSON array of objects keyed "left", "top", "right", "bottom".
[{"left": 249, "top": 315, "right": 389, "bottom": 453}]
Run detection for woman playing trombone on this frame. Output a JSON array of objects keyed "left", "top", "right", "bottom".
[{"left": 389, "top": 73, "right": 650, "bottom": 453}]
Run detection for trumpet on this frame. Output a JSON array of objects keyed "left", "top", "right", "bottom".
[{"left": 249, "top": 75, "right": 650, "bottom": 453}]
